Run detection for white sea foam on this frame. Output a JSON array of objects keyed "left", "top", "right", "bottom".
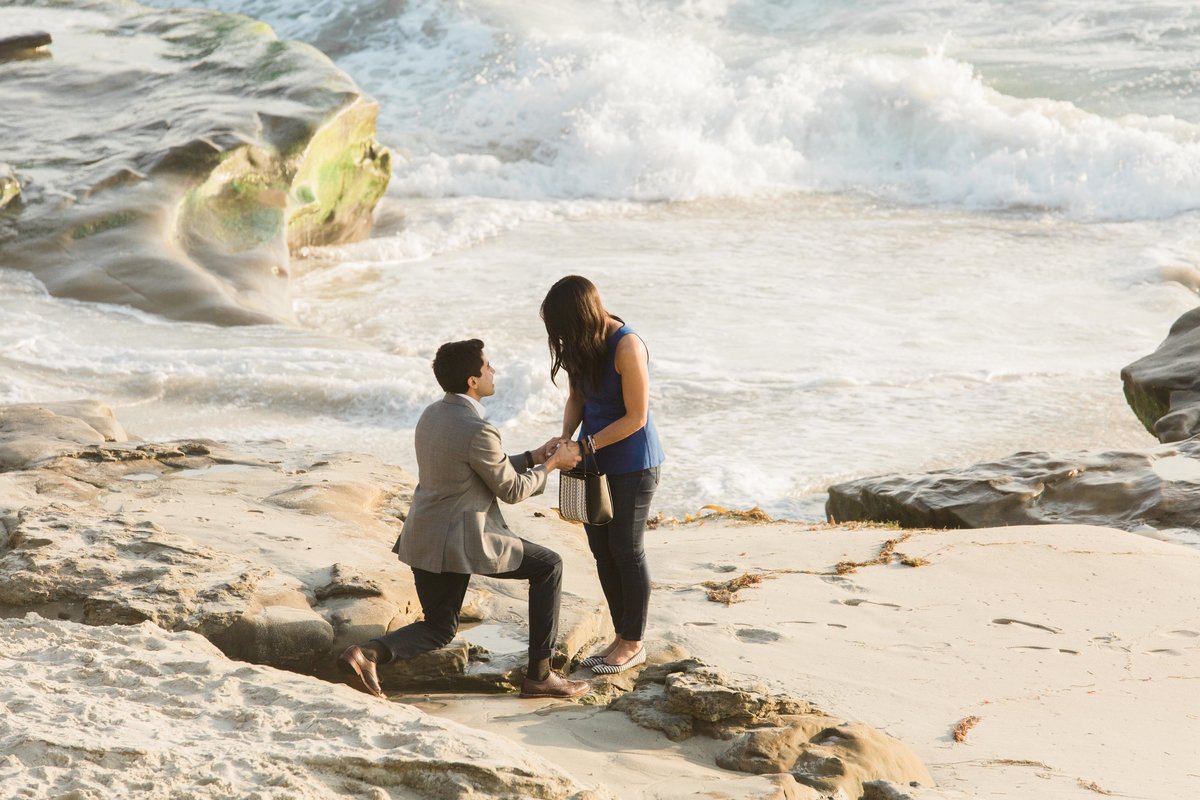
[{"left": 144, "top": 0, "right": 1200, "bottom": 219}]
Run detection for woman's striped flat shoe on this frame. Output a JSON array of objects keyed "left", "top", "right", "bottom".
[
  {"left": 590, "top": 647, "right": 646, "bottom": 675},
  {"left": 577, "top": 655, "right": 606, "bottom": 668}
]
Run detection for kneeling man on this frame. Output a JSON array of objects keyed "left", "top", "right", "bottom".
[{"left": 339, "top": 339, "right": 588, "bottom": 699}]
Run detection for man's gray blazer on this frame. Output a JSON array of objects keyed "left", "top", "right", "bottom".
[{"left": 392, "top": 393, "right": 548, "bottom": 574}]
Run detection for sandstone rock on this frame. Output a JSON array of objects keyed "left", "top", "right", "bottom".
[
  {"left": 861, "top": 781, "right": 922, "bottom": 800},
  {"left": 322, "top": 594, "right": 406, "bottom": 662},
  {"left": 719, "top": 719, "right": 933, "bottom": 800},
  {"left": 1122, "top": 306, "right": 1200, "bottom": 441},
  {"left": 265, "top": 479, "right": 385, "bottom": 519},
  {"left": 612, "top": 659, "right": 812, "bottom": 742},
  {"left": 612, "top": 659, "right": 933, "bottom": 799},
  {"left": 0, "top": 615, "right": 609, "bottom": 800},
  {"left": 0, "top": 402, "right": 604, "bottom": 700},
  {"left": 0, "top": 401, "right": 128, "bottom": 471},
  {"left": 664, "top": 665, "right": 809, "bottom": 726},
  {"left": 826, "top": 437, "right": 1200, "bottom": 533},
  {"left": 0, "top": 0, "right": 390, "bottom": 326},
  {"left": 315, "top": 562, "right": 385, "bottom": 600},
  {"left": 209, "top": 604, "right": 334, "bottom": 674},
  {"left": 0, "top": 505, "right": 272, "bottom": 635}
]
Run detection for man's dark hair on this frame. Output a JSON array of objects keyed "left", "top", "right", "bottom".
[{"left": 432, "top": 339, "right": 485, "bottom": 393}]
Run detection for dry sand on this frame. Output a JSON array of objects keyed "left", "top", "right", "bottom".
[{"left": 413, "top": 501, "right": 1200, "bottom": 799}]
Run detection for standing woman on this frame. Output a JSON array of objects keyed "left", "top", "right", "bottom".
[{"left": 541, "top": 275, "right": 665, "bottom": 674}]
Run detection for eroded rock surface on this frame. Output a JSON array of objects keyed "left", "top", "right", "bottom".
[
  {"left": 0, "top": 0, "right": 390, "bottom": 325},
  {"left": 827, "top": 438, "right": 1200, "bottom": 533},
  {"left": 611, "top": 659, "right": 933, "bottom": 799},
  {"left": 0, "top": 401, "right": 603, "bottom": 692},
  {"left": 0, "top": 615, "right": 607, "bottom": 800}
]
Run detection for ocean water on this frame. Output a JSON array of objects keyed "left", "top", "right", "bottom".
[{"left": 5, "top": 0, "right": 1200, "bottom": 519}]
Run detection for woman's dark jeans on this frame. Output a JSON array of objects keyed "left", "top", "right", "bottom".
[{"left": 584, "top": 466, "right": 660, "bottom": 641}]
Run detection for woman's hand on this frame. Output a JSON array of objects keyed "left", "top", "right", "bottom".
[
  {"left": 532, "top": 436, "right": 568, "bottom": 465},
  {"left": 545, "top": 440, "right": 582, "bottom": 471}
]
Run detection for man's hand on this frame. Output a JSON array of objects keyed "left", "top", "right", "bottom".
[
  {"left": 545, "top": 439, "right": 582, "bottom": 472},
  {"left": 532, "top": 436, "right": 567, "bottom": 466}
]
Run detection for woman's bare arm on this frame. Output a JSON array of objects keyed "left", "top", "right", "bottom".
[{"left": 562, "top": 379, "right": 585, "bottom": 439}]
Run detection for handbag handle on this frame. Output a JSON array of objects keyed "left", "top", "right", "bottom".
[{"left": 580, "top": 436, "right": 602, "bottom": 474}]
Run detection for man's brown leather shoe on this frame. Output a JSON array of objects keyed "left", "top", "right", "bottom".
[
  {"left": 338, "top": 645, "right": 385, "bottom": 698},
  {"left": 519, "top": 671, "right": 590, "bottom": 699}
]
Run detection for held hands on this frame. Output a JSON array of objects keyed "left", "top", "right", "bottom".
[
  {"left": 544, "top": 439, "right": 582, "bottom": 472},
  {"left": 532, "top": 436, "right": 566, "bottom": 466}
]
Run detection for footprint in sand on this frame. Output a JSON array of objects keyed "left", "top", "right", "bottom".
[
  {"left": 992, "top": 618, "right": 1062, "bottom": 634},
  {"left": 734, "top": 628, "right": 782, "bottom": 643},
  {"left": 1146, "top": 648, "right": 1183, "bottom": 656},
  {"left": 840, "top": 599, "right": 902, "bottom": 609},
  {"left": 1167, "top": 629, "right": 1200, "bottom": 638}
]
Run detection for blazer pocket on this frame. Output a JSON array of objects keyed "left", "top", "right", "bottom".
[{"left": 462, "top": 511, "right": 499, "bottom": 561}]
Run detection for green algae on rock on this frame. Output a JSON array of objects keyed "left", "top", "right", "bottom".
[
  {"left": 0, "top": 0, "right": 390, "bottom": 326},
  {"left": 0, "top": 165, "right": 19, "bottom": 211}
]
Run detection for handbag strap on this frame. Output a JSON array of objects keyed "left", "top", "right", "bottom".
[{"left": 582, "top": 439, "right": 602, "bottom": 474}]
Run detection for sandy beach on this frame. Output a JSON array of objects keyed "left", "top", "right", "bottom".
[
  {"left": 2, "top": 403, "right": 1196, "bottom": 798},
  {"left": 5, "top": 1, "right": 1200, "bottom": 797}
]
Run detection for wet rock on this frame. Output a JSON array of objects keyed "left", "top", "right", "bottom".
[
  {"left": 1122, "top": 306, "right": 1200, "bottom": 442},
  {"left": 0, "top": 164, "right": 19, "bottom": 210},
  {"left": 826, "top": 437, "right": 1200, "bottom": 532},
  {"left": 0, "top": 32, "right": 51, "bottom": 59},
  {"left": 0, "top": 1, "right": 390, "bottom": 325},
  {"left": 611, "top": 659, "right": 933, "bottom": 798}
]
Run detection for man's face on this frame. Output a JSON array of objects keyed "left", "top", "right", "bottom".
[{"left": 470, "top": 353, "right": 496, "bottom": 398}]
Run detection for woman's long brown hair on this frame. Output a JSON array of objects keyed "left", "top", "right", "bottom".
[{"left": 540, "top": 275, "right": 622, "bottom": 397}]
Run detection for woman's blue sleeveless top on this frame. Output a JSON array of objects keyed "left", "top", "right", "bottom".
[{"left": 580, "top": 325, "right": 666, "bottom": 476}]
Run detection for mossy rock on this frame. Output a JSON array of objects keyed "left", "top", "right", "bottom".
[{"left": 0, "top": 0, "right": 391, "bottom": 325}]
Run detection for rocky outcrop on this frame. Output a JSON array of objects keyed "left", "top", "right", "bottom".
[
  {"left": 0, "top": 400, "right": 129, "bottom": 470},
  {"left": 0, "top": 615, "right": 608, "bottom": 799},
  {"left": 611, "top": 659, "right": 933, "bottom": 799},
  {"left": 0, "top": 401, "right": 603, "bottom": 692},
  {"left": 1122, "top": 306, "right": 1200, "bottom": 442},
  {"left": 826, "top": 438, "right": 1200, "bottom": 532},
  {"left": 0, "top": 0, "right": 390, "bottom": 325},
  {"left": 0, "top": 31, "right": 50, "bottom": 59},
  {"left": 0, "top": 164, "right": 19, "bottom": 211}
]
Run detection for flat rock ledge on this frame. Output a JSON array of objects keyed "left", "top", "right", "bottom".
[
  {"left": 0, "top": 0, "right": 390, "bottom": 325},
  {"left": 826, "top": 437, "right": 1200, "bottom": 534},
  {"left": 611, "top": 659, "right": 933, "bottom": 800},
  {"left": 0, "top": 615, "right": 607, "bottom": 800},
  {"left": 0, "top": 401, "right": 602, "bottom": 693}
]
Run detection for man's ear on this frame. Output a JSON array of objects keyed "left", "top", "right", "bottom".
[{"left": 466, "top": 375, "right": 478, "bottom": 391}]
